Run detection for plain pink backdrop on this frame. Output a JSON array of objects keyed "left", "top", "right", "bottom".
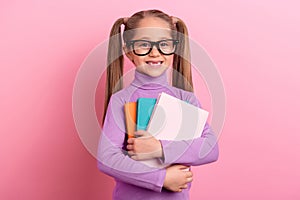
[{"left": 1, "top": 0, "right": 300, "bottom": 199}]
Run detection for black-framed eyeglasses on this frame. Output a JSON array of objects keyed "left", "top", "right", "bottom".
[{"left": 127, "top": 39, "right": 179, "bottom": 56}]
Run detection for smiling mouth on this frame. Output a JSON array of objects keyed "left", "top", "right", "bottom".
[{"left": 146, "top": 61, "right": 163, "bottom": 66}]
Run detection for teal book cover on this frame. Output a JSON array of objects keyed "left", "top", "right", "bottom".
[{"left": 136, "top": 98, "right": 157, "bottom": 131}]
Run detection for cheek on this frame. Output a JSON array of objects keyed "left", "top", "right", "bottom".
[
  {"left": 165, "top": 55, "right": 174, "bottom": 65},
  {"left": 133, "top": 57, "right": 145, "bottom": 66}
]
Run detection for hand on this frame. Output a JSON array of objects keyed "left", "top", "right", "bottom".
[
  {"left": 163, "top": 165, "right": 193, "bottom": 192},
  {"left": 127, "top": 130, "right": 163, "bottom": 160}
]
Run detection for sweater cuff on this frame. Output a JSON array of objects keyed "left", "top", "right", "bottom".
[
  {"left": 160, "top": 140, "right": 175, "bottom": 164},
  {"left": 155, "top": 168, "right": 167, "bottom": 192}
]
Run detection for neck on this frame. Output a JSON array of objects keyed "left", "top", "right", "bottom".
[{"left": 131, "top": 70, "right": 169, "bottom": 90}]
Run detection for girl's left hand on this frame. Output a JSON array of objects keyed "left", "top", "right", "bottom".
[{"left": 127, "top": 130, "right": 163, "bottom": 160}]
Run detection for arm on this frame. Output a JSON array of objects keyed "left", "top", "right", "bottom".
[
  {"left": 126, "top": 124, "right": 219, "bottom": 166},
  {"left": 160, "top": 123, "right": 219, "bottom": 166},
  {"left": 97, "top": 95, "right": 166, "bottom": 192}
]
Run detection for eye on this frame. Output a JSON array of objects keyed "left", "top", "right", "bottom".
[
  {"left": 137, "top": 42, "right": 151, "bottom": 48},
  {"left": 160, "top": 42, "right": 170, "bottom": 47}
]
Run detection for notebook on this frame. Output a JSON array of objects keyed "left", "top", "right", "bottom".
[
  {"left": 147, "top": 92, "right": 209, "bottom": 141},
  {"left": 124, "top": 102, "right": 137, "bottom": 139},
  {"left": 136, "top": 98, "right": 157, "bottom": 131},
  {"left": 125, "top": 93, "right": 209, "bottom": 168}
]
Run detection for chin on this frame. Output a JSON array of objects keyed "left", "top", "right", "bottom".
[
  {"left": 146, "top": 69, "right": 167, "bottom": 77},
  {"left": 137, "top": 65, "right": 168, "bottom": 77}
]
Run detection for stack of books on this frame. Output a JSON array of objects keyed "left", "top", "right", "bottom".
[{"left": 124, "top": 92, "right": 209, "bottom": 167}]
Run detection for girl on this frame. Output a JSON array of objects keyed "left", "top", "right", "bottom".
[{"left": 97, "top": 9, "right": 219, "bottom": 200}]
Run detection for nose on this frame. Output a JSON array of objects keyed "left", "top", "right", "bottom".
[{"left": 149, "top": 45, "right": 160, "bottom": 57}]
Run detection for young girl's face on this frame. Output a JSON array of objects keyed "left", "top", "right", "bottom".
[{"left": 125, "top": 17, "right": 174, "bottom": 77}]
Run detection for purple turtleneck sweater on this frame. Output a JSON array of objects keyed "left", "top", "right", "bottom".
[{"left": 97, "top": 70, "right": 219, "bottom": 200}]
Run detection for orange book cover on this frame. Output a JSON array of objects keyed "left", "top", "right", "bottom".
[{"left": 124, "top": 102, "right": 137, "bottom": 138}]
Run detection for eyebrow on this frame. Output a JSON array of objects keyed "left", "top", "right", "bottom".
[{"left": 134, "top": 37, "right": 173, "bottom": 40}]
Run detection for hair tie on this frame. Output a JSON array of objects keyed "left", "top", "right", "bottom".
[{"left": 123, "top": 17, "right": 129, "bottom": 24}]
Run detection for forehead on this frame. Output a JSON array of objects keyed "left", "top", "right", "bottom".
[
  {"left": 132, "top": 28, "right": 172, "bottom": 40},
  {"left": 132, "top": 17, "right": 173, "bottom": 40}
]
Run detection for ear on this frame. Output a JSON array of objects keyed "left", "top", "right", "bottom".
[{"left": 123, "top": 45, "right": 134, "bottom": 63}]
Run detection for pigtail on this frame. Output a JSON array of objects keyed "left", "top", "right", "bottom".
[
  {"left": 172, "top": 18, "right": 194, "bottom": 92},
  {"left": 102, "top": 18, "right": 125, "bottom": 124}
]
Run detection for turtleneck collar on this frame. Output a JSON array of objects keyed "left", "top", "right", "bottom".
[{"left": 131, "top": 70, "right": 169, "bottom": 90}]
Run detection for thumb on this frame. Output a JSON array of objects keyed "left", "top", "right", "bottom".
[
  {"left": 177, "top": 165, "right": 190, "bottom": 170},
  {"left": 134, "top": 130, "right": 151, "bottom": 138}
]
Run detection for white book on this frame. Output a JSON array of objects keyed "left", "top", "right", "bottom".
[
  {"left": 141, "top": 92, "right": 209, "bottom": 168},
  {"left": 147, "top": 92, "right": 209, "bottom": 140}
]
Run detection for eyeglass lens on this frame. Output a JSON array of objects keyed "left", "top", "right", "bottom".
[{"left": 132, "top": 40, "right": 177, "bottom": 55}]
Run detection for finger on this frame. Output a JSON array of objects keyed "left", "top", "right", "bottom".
[
  {"left": 181, "top": 167, "right": 190, "bottom": 172},
  {"left": 134, "top": 130, "right": 146, "bottom": 135},
  {"left": 178, "top": 165, "right": 190, "bottom": 170},
  {"left": 127, "top": 138, "right": 134, "bottom": 144},
  {"left": 177, "top": 189, "right": 182, "bottom": 192},
  {"left": 181, "top": 184, "right": 188, "bottom": 189},
  {"left": 131, "top": 155, "right": 138, "bottom": 160},
  {"left": 134, "top": 130, "right": 150, "bottom": 138},
  {"left": 186, "top": 177, "right": 193, "bottom": 183},
  {"left": 127, "top": 144, "right": 133, "bottom": 150},
  {"left": 127, "top": 151, "right": 135, "bottom": 156},
  {"left": 185, "top": 171, "right": 193, "bottom": 178}
]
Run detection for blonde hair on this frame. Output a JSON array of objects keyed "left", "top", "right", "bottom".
[{"left": 103, "top": 9, "right": 193, "bottom": 123}]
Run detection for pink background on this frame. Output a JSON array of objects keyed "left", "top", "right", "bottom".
[{"left": 1, "top": 0, "right": 300, "bottom": 199}]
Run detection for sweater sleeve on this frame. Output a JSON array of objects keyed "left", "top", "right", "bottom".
[
  {"left": 159, "top": 93, "right": 219, "bottom": 166},
  {"left": 97, "top": 95, "right": 166, "bottom": 192}
]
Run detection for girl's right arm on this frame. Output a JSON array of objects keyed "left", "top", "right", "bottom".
[
  {"left": 97, "top": 95, "right": 191, "bottom": 192},
  {"left": 97, "top": 96, "right": 165, "bottom": 192}
]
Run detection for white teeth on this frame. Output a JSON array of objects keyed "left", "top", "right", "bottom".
[{"left": 147, "top": 61, "right": 162, "bottom": 66}]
